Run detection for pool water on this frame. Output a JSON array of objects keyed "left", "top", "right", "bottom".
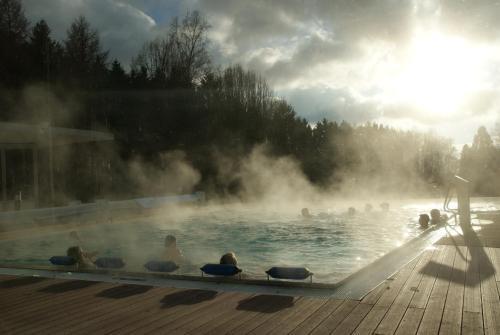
[{"left": 1, "top": 198, "right": 499, "bottom": 283}]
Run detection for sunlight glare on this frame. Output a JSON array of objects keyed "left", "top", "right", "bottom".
[{"left": 394, "top": 31, "right": 485, "bottom": 116}]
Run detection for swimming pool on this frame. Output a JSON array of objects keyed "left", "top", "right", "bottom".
[{"left": 1, "top": 198, "right": 499, "bottom": 283}]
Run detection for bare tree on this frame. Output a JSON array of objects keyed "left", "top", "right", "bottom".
[{"left": 132, "top": 11, "right": 210, "bottom": 88}]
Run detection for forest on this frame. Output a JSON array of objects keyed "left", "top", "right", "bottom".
[{"left": 1, "top": 0, "right": 499, "bottom": 203}]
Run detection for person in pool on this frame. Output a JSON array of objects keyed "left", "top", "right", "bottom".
[
  {"left": 164, "top": 235, "right": 184, "bottom": 263},
  {"left": 364, "top": 203, "right": 373, "bottom": 213},
  {"left": 430, "top": 209, "right": 447, "bottom": 225},
  {"left": 220, "top": 252, "right": 238, "bottom": 266},
  {"left": 419, "top": 214, "right": 430, "bottom": 229},
  {"left": 66, "top": 246, "right": 96, "bottom": 269},
  {"left": 301, "top": 208, "right": 312, "bottom": 219}
]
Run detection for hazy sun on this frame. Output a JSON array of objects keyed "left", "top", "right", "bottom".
[{"left": 393, "top": 31, "right": 485, "bottom": 116}]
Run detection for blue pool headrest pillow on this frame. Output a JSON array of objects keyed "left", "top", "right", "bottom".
[
  {"left": 144, "top": 260, "right": 179, "bottom": 273},
  {"left": 266, "top": 267, "right": 313, "bottom": 280},
  {"left": 49, "top": 256, "right": 77, "bottom": 266},
  {"left": 94, "top": 257, "right": 125, "bottom": 269},
  {"left": 200, "top": 263, "right": 242, "bottom": 276}
]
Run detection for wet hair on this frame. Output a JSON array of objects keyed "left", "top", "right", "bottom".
[
  {"left": 301, "top": 208, "right": 310, "bottom": 217},
  {"left": 66, "top": 246, "right": 81, "bottom": 259},
  {"left": 165, "top": 235, "right": 177, "bottom": 247},
  {"left": 419, "top": 214, "right": 430, "bottom": 228},
  {"left": 220, "top": 252, "right": 238, "bottom": 266}
]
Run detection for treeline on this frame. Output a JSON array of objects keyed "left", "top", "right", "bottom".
[
  {"left": 0, "top": 0, "right": 498, "bottom": 201},
  {"left": 459, "top": 127, "right": 500, "bottom": 196}
]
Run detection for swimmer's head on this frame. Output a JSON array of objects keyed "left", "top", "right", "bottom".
[
  {"left": 165, "top": 235, "right": 177, "bottom": 247},
  {"left": 364, "top": 204, "right": 373, "bottom": 212},
  {"left": 301, "top": 208, "right": 310, "bottom": 217},
  {"left": 419, "top": 214, "right": 430, "bottom": 227},
  {"left": 220, "top": 252, "right": 237, "bottom": 266}
]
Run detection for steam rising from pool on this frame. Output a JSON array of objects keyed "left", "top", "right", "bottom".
[{"left": 0, "top": 201, "right": 440, "bottom": 282}]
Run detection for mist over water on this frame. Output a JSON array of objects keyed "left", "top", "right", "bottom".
[{"left": 2, "top": 197, "right": 499, "bottom": 283}]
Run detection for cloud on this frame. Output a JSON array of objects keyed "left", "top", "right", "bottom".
[
  {"left": 438, "top": 0, "right": 500, "bottom": 40},
  {"left": 280, "top": 87, "right": 381, "bottom": 124},
  {"left": 255, "top": 35, "right": 359, "bottom": 88}
]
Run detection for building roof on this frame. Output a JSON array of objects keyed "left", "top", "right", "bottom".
[{"left": 0, "top": 122, "right": 114, "bottom": 147}]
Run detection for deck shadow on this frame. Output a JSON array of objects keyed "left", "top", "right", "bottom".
[
  {"left": 160, "top": 289, "right": 217, "bottom": 308},
  {"left": 0, "top": 276, "right": 47, "bottom": 288},
  {"left": 96, "top": 284, "right": 152, "bottom": 299},
  {"left": 420, "top": 222, "right": 495, "bottom": 287},
  {"left": 38, "top": 280, "right": 99, "bottom": 293},
  {"left": 236, "top": 295, "right": 295, "bottom": 313}
]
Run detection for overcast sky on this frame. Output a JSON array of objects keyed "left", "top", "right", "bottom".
[{"left": 22, "top": 0, "right": 500, "bottom": 146}]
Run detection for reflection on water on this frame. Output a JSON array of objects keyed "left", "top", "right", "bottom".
[{"left": 0, "top": 197, "right": 499, "bottom": 283}]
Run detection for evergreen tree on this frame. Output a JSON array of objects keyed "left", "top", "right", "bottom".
[
  {"left": 29, "top": 20, "right": 63, "bottom": 82},
  {"left": 108, "top": 59, "right": 128, "bottom": 89},
  {"left": 63, "top": 16, "right": 108, "bottom": 89},
  {"left": 0, "top": 0, "right": 29, "bottom": 87}
]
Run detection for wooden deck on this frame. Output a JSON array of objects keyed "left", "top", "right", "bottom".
[{"left": 1, "top": 215, "right": 500, "bottom": 334}]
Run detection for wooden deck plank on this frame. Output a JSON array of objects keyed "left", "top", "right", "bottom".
[
  {"left": 462, "top": 311, "right": 484, "bottom": 335},
  {"left": 1, "top": 280, "right": 112, "bottom": 325},
  {"left": 266, "top": 298, "right": 328, "bottom": 335},
  {"left": 100, "top": 288, "right": 217, "bottom": 335},
  {"left": 361, "top": 280, "right": 391, "bottom": 305},
  {"left": 416, "top": 245, "right": 456, "bottom": 335},
  {"left": 489, "top": 248, "right": 500, "bottom": 282},
  {"left": 352, "top": 252, "right": 428, "bottom": 334},
  {"left": 0, "top": 277, "right": 69, "bottom": 308},
  {"left": 247, "top": 297, "right": 320, "bottom": 335},
  {"left": 17, "top": 284, "right": 164, "bottom": 335},
  {"left": 224, "top": 296, "right": 302, "bottom": 335},
  {"left": 359, "top": 255, "right": 421, "bottom": 306},
  {"left": 12, "top": 284, "right": 153, "bottom": 334},
  {"left": 439, "top": 245, "right": 467, "bottom": 335},
  {"left": 352, "top": 305, "right": 387, "bottom": 335},
  {"left": 156, "top": 292, "right": 249, "bottom": 335},
  {"left": 375, "top": 256, "right": 421, "bottom": 308},
  {"left": 331, "top": 302, "right": 372, "bottom": 335},
  {"left": 493, "top": 248, "right": 500, "bottom": 282},
  {"left": 464, "top": 247, "right": 483, "bottom": 313},
  {"left": 309, "top": 299, "right": 359, "bottom": 335},
  {"left": 394, "top": 307, "right": 424, "bottom": 335},
  {"left": 480, "top": 247, "right": 500, "bottom": 335},
  {"left": 289, "top": 298, "right": 344, "bottom": 335},
  {"left": 115, "top": 290, "right": 230, "bottom": 335},
  {"left": 201, "top": 295, "right": 306, "bottom": 335},
  {"left": 375, "top": 248, "right": 434, "bottom": 334},
  {"left": 60, "top": 287, "right": 181, "bottom": 335},
  {"left": 2, "top": 282, "right": 101, "bottom": 316},
  {"left": 409, "top": 245, "right": 447, "bottom": 309}
]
